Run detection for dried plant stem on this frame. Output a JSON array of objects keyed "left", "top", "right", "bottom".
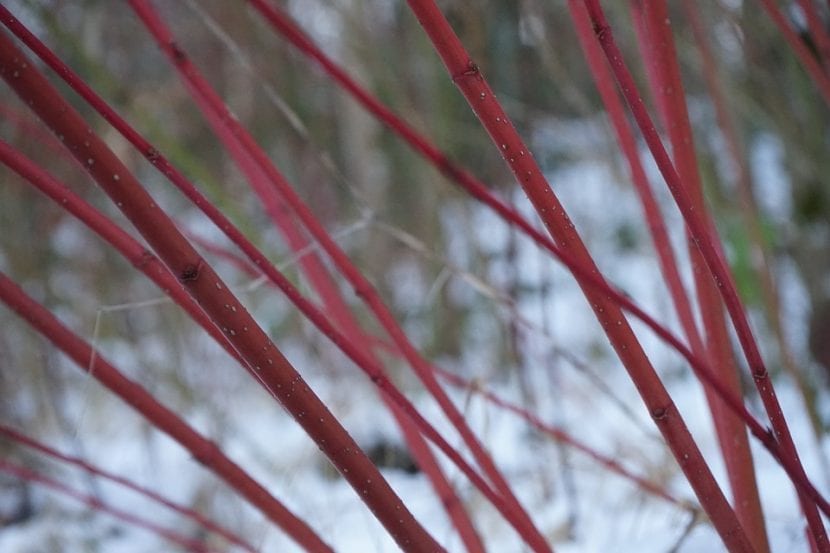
[
  {"left": 0, "top": 29, "right": 442, "bottom": 553},
  {"left": 433, "top": 366, "right": 689, "bottom": 509},
  {"left": 403, "top": 1, "right": 753, "bottom": 550}
]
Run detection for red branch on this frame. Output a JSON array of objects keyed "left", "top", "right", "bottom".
[
  {"left": 2, "top": 3, "right": 827, "bottom": 528},
  {"left": 0, "top": 459, "right": 214, "bottom": 553},
  {"left": 0, "top": 272, "right": 331, "bottom": 552},
  {"left": 0, "top": 424, "right": 257, "bottom": 553},
  {"left": 402, "top": 1, "right": 753, "bottom": 549},
  {"left": 127, "top": 0, "right": 546, "bottom": 548},
  {"left": 581, "top": 2, "right": 827, "bottom": 549},
  {"left": 626, "top": 2, "right": 770, "bottom": 550},
  {"left": 0, "top": 26, "right": 441, "bottom": 553}
]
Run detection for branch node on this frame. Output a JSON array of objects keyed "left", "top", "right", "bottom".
[
  {"left": 451, "top": 61, "right": 480, "bottom": 83},
  {"left": 179, "top": 260, "right": 203, "bottom": 283}
]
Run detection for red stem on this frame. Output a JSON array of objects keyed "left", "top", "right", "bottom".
[
  {"left": 685, "top": 0, "right": 830, "bottom": 485},
  {"left": 4, "top": 0, "right": 829, "bottom": 529},
  {"left": 627, "top": 2, "right": 770, "bottom": 550},
  {"left": 127, "top": 1, "right": 548, "bottom": 549},
  {"left": 0, "top": 459, "right": 214, "bottom": 553},
  {"left": 567, "top": 0, "right": 705, "bottom": 388},
  {"left": 0, "top": 424, "right": 257, "bottom": 553},
  {"left": 183, "top": 46, "right": 487, "bottom": 553},
  {"left": 757, "top": 0, "right": 830, "bottom": 104},
  {"left": 581, "top": 2, "right": 827, "bottom": 548},
  {"left": 403, "top": 1, "right": 754, "bottom": 550},
  {"left": 796, "top": 0, "right": 830, "bottom": 74},
  {"left": 2, "top": 133, "right": 487, "bottom": 551},
  {"left": 0, "top": 27, "right": 442, "bottom": 553},
  {"left": 0, "top": 272, "right": 331, "bottom": 552}
]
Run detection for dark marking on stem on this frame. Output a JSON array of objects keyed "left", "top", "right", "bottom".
[
  {"left": 651, "top": 406, "right": 668, "bottom": 421},
  {"left": 353, "top": 283, "right": 371, "bottom": 299},
  {"left": 452, "top": 61, "right": 480, "bottom": 83},
  {"left": 179, "top": 260, "right": 203, "bottom": 283},
  {"left": 135, "top": 249, "right": 155, "bottom": 270},
  {"left": 592, "top": 23, "right": 611, "bottom": 42},
  {"left": 752, "top": 367, "right": 769, "bottom": 381},
  {"left": 169, "top": 41, "right": 186, "bottom": 63},
  {"left": 145, "top": 147, "right": 160, "bottom": 164}
]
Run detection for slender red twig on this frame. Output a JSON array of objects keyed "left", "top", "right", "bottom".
[
  {"left": 0, "top": 28, "right": 442, "bottom": 553},
  {"left": 402, "top": 2, "right": 753, "bottom": 549},
  {"left": 581, "top": 2, "right": 827, "bottom": 549},
  {"left": 127, "top": 1, "right": 548, "bottom": 549},
  {"left": 0, "top": 8, "right": 521, "bottom": 547},
  {"left": 0, "top": 271, "right": 331, "bottom": 552},
  {"left": 684, "top": 0, "right": 830, "bottom": 487},
  {"left": 4, "top": 1, "right": 829, "bottom": 530},
  {"left": 0, "top": 424, "right": 258, "bottom": 553},
  {"left": 757, "top": 0, "right": 830, "bottom": 104},
  {"left": 2, "top": 132, "right": 487, "bottom": 551},
  {"left": 0, "top": 459, "right": 214, "bottom": 553},
  {"left": 567, "top": 0, "right": 705, "bottom": 382},
  {"left": 626, "top": 2, "right": 769, "bottom": 550},
  {"left": 172, "top": 39, "right": 487, "bottom": 553}
]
